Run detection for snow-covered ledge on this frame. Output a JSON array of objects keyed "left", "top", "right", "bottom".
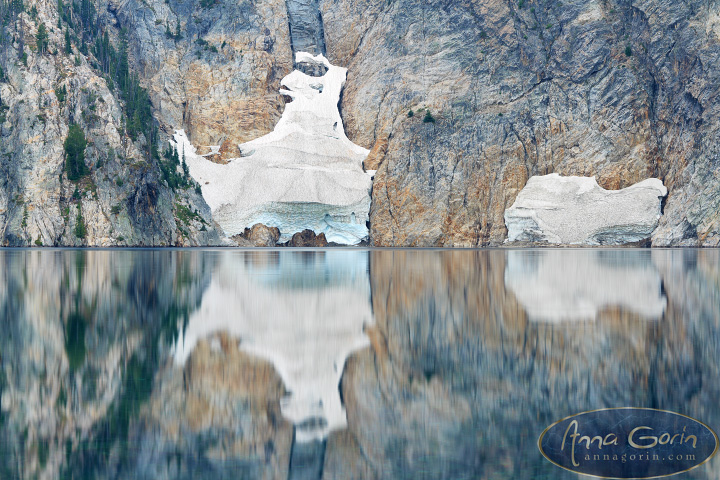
[
  {"left": 173, "top": 52, "right": 372, "bottom": 245},
  {"left": 504, "top": 174, "right": 668, "bottom": 245}
]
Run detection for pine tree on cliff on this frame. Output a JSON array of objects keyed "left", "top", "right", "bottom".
[
  {"left": 64, "top": 124, "right": 88, "bottom": 181},
  {"left": 36, "top": 22, "right": 48, "bottom": 53},
  {"left": 74, "top": 205, "right": 87, "bottom": 238},
  {"left": 64, "top": 27, "right": 71, "bottom": 54}
]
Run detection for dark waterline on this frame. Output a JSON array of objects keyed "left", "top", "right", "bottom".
[{"left": 0, "top": 248, "right": 719, "bottom": 479}]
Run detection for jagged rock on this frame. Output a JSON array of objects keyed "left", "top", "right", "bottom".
[
  {"left": 120, "top": 0, "right": 294, "bottom": 163},
  {"left": 178, "top": 52, "right": 372, "bottom": 245},
  {"left": 286, "top": 0, "right": 327, "bottom": 55},
  {"left": 5, "top": 0, "right": 720, "bottom": 247},
  {"left": 285, "top": 229, "right": 329, "bottom": 247},
  {"left": 504, "top": 174, "right": 667, "bottom": 245},
  {"left": 231, "top": 223, "right": 281, "bottom": 247},
  {"left": 0, "top": 0, "right": 223, "bottom": 246}
]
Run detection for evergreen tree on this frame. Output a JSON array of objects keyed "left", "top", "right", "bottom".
[
  {"left": 64, "top": 27, "right": 71, "bottom": 54},
  {"left": 181, "top": 155, "right": 188, "bottom": 177},
  {"left": 64, "top": 124, "right": 88, "bottom": 180},
  {"left": 36, "top": 22, "right": 48, "bottom": 53},
  {"left": 74, "top": 205, "right": 86, "bottom": 238}
]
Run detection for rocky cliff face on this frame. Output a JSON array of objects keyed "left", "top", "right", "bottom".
[
  {"left": 320, "top": 0, "right": 720, "bottom": 246},
  {"left": 2, "top": 0, "right": 719, "bottom": 245},
  {"left": 114, "top": 0, "right": 293, "bottom": 160},
  {"left": 0, "top": 0, "right": 228, "bottom": 246}
]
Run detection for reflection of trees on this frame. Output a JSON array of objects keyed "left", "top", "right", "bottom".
[{"left": 0, "top": 250, "right": 213, "bottom": 480}]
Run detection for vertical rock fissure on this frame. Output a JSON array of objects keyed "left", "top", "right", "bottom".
[{"left": 285, "top": 0, "right": 327, "bottom": 56}]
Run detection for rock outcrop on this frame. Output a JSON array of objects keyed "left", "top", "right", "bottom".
[
  {"left": 3, "top": 0, "right": 720, "bottom": 247},
  {"left": 177, "top": 52, "right": 373, "bottom": 245},
  {"left": 117, "top": 0, "right": 294, "bottom": 163},
  {"left": 286, "top": 0, "right": 326, "bottom": 55},
  {"left": 231, "top": 223, "right": 281, "bottom": 247},
  {"left": 0, "top": 0, "right": 223, "bottom": 246},
  {"left": 504, "top": 174, "right": 667, "bottom": 245}
]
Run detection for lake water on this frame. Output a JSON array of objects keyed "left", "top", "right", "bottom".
[{"left": 0, "top": 248, "right": 719, "bottom": 479}]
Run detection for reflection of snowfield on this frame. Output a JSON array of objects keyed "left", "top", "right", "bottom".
[
  {"left": 174, "top": 52, "right": 372, "bottom": 245},
  {"left": 504, "top": 250, "right": 667, "bottom": 321},
  {"left": 173, "top": 250, "right": 373, "bottom": 442}
]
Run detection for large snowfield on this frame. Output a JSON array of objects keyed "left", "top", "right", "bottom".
[{"left": 174, "top": 52, "right": 373, "bottom": 245}]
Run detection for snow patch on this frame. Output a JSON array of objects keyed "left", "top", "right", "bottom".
[
  {"left": 173, "top": 53, "right": 372, "bottom": 244},
  {"left": 504, "top": 174, "right": 667, "bottom": 245}
]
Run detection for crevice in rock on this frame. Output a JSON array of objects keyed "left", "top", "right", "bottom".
[{"left": 285, "top": 0, "right": 326, "bottom": 57}]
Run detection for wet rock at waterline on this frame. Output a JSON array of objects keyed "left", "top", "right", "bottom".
[
  {"left": 175, "top": 52, "right": 372, "bottom": 246},
  {"left": 232, "top": 223, "right": 282, "bottom": 247},
  {"left": 285, "top": 229, "right": 329, "bottom": 247},
  {"left": 504, "top": 174, "right": 667, "bottom": 246}
]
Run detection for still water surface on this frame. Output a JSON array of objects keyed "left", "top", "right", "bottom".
[{"left": 0, "top": 248, "right": 719, "bottom": 479}]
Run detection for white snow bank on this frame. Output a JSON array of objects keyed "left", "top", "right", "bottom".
[
  {"left": 173, "top": 52, "right": 373, "bottom": 244},
  {"left": 504, "top": 174, "right": 667, "bottom": 245}
]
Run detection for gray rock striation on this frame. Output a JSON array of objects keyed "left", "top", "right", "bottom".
[{"left": 504, "top": 174, "right": 667, "bottom": 245}]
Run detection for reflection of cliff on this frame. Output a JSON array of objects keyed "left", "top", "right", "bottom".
[
  {"left": 326, "top": 250, "right": 720, "bottom": 479},
  {"left": 0, "top": 250, "right": 212, "bottom": 480},
  {"left": 505, "top": 250, "right": 667, "bottom": 321},
  {"left": 2, "top": 250, "right": 719, "bottom": 480},
  {"left": 173, "top": 251, "right": 373, "bottom": 442}
]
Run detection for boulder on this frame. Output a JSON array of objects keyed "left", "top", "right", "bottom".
[
  {"left": 504, "top": 174, "right": 667, "bottom": 245},
  {"left": 285, "top": 230, "right": 329, "bottom": 247},
  {"left": 232, "top": 223, "right": 281, "bottom": 247}
]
